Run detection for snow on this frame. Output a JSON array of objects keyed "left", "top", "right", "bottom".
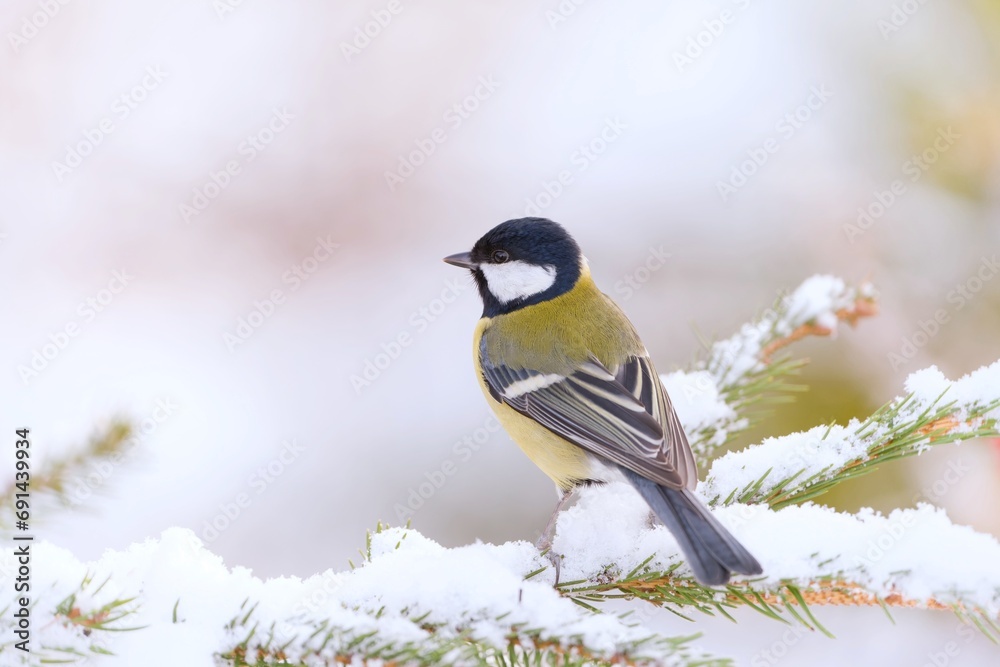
[
  {"left": 699, "top": 423, "right": 869, "bottom": 504},
  {"left": 701, "top": 361, "right": 1000, "bottom": 505},
  {"left": 782, "top": 275, "right": 849, "bottom": 333},
  {"left": 666, "top": 275, "right": 875, "bottom": 457},
  {"left": 6, "top": 480, "right": 999, "bottom": 665},
  {"left": 339, "top": 530, "right": 660, "bottom": 656},
  {"left": 905, "top": 361, "right": 1000, "bottom": 424},
  {"left": 552, "top": 484, "right": 1000, "bottom": 614},
  {"left": 661, "top": 369, "right": 744, "bottom": 449},
  {"left": 704, "top": 274, "right": 873, "bottom": 387},
  {"left": 0, "top": 527, "right": 694, "bottom": 666},
  {"left": 3, "top": 282, "right": 997, "bottom": 665}
]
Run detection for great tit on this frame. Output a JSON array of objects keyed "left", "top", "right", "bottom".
[{"left": 443, "top": 217, "right": 762, "bottom": 586}]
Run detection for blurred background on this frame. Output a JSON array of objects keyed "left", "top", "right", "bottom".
[{"left": 3, "top": 0, "right": 1000, "bottom": 663}]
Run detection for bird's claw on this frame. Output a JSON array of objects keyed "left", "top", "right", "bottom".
[{"left": 537, "top": 545, "right": 563, "bottom": 585}]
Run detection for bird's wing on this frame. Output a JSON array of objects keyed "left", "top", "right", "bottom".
[
  {"left": 480, "top": 337, "right": 695, "bottom": 489},
  {"left": 615, "top": 355, "right": 698, "bottom": 490}
]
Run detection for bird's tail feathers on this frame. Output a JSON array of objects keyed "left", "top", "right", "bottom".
[{"left": 622, "top": 468, "right": 762, "bottom": 586}]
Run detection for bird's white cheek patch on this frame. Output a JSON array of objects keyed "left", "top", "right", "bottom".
[{"left": 480, "top": 261, "right": 557, "bottom": 303}]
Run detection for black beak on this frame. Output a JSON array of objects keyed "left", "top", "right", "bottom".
[{"left": 443, "top": 252, "right": 477, "bottom": 269}]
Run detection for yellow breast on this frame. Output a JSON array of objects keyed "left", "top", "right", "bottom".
[{"left": 472, "top": 318, "right": 594, "bottom": 491}]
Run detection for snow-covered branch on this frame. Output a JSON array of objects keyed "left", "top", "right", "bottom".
[
  {"left": 552, "top": 484, "right": 1000, "bottom": 641},
  {"left": 6, "top": 275, "right": 999, "bottom": 666},
  {"left": 0, "top": 528, "right": 720, "bottom": 666},
  {"left": 701, "top": 361, "right": 1000, "bottom": 509},
  {"left": 666, "top": 275, "right": 878, "bottom": 456}
]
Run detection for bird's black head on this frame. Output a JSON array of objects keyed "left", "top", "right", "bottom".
[{"left": 443, "top": 217, "right": 583, "bottom": 317}]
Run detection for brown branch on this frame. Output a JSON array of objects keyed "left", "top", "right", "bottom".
[
  {"left": 593, "top": 577, "right": 964, "bottom": 614},
  {"left": 747, "top": 580, "right": 951, "bottom": 611},
  {"left": 919, "top": 416, "right": 961, "bottom": 438},
  {"left": 761, "top": 295, "right": 879, "bottom": 363},
  {"left": 223, "top": 634, "right": 659, "bottom": 667}
]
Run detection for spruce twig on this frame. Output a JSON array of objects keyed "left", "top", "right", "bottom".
[
  {"left": 0, "top": 420, "right": 133, "bottom": 526},
  {"left": 686, "top": 278, "right": 877, "bottom": 457}
]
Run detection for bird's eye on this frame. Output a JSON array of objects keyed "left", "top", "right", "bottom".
[{"left": 491, "top": 250, "right": 510, "bottom": 263}]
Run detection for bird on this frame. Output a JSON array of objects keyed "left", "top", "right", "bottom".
[{"left": 443, "top": 217, "right": 762, "bottom": 586}]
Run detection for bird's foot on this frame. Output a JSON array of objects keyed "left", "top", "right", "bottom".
[
  {"left": 535, "top": 489, "right": 574, "bottom": 585},
  {"left": 536, "top": 544, "right": 563, "bottom": 585}
]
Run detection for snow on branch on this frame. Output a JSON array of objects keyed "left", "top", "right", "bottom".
[
  {"left": 664, "top": 275, "right": 878, "bottom": 456},
  {"left": 701, "top": 361, "right": 1000, "bottom": 509},
  {"left": 705, "top": 275, "right": 877, "bottom": 384},
  {"left": 551, "top": 484, "right": 1000, "bottom": 641},
  {"left": 0, "top": 528, "right": 720, "bottom": 666},
  {"left": 6, "top": 275, "right": 999, "bottom": 666}
]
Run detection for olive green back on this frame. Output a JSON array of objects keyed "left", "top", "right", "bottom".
[{"left": 482, "top": 272, "right": 644, "bottom": 374}]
